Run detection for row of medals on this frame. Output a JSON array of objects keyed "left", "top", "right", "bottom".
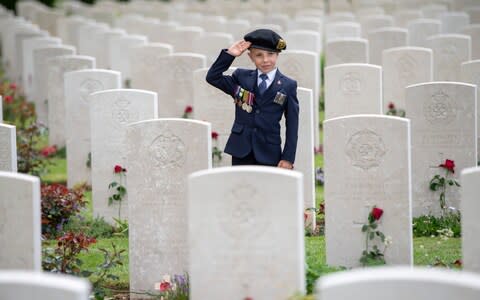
[{"left": 235, "top": 86, "right": 254, "bottom": 113}]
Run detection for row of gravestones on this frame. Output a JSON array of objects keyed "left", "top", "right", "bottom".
[
  {"left": 3, "top": 149, "right": 480, "bottom": 298},
  {"left": 0, "top": 12, "right": 320, "bottom": 226}
]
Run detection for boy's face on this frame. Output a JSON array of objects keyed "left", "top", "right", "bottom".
[{"left": 248, "top": 47, "right": 279, "bottom": 74}]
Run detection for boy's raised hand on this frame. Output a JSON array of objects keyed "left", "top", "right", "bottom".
[{"left": 227, "top": 40, "right": 252, "bottom": 57}]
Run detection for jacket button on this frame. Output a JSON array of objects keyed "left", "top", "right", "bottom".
[
  {"left": 253, "top": 128, "right": 257, "bottom": 132},
  {"left": 256, "top": 109, "right": 260, "bottom": 114}
]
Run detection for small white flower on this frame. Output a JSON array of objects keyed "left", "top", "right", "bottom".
[
  {"left": 384, "top": 236, "right": 393, "bottom": 247},
  {"left": 419, "top": 245, "right": 424, "bottom": 249}
]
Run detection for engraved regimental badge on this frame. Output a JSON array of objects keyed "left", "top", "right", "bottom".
[
  {"left": 234, "top": 85, "right": 255, "bottom": 113},
  {"left": 273, "top": 91, "right": 287, "bottom": 105}
]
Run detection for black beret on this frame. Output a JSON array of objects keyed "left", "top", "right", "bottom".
[{"left": 244, "top": 29, "right": 287, "bottom": 52}]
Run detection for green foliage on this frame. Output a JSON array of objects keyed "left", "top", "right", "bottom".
[
  {"left": 17, "top": 124, "right": 51, "bottom": 176},
  {"left": 87, "top": 242, "right": 126, "bottom": 300},
  {"left": 112, "top": 217, "right": 129, "bottom": 237},
  {"left": 41, "top": 183, "right": 87, "bottom": 238},
  {"left": 212, "top": 145, "right": 223, "bottom": 163},
  {"left": 413, "top": 212, "right": 461, "bottom": 238},
  {"left": 42, "top": 231, "right": 97, "bottom": 275},
  {"left": 43, "top": 232, "right": 126, "bottom": 300},
  {"left": 63, "top": 215, "right": 115, "bottom": 239},
  {"left": 429, "top": 160, "right": 460, "bottom": 214},
  {"left": 359, "top": 207, "right": 389, "bottom": 267}
]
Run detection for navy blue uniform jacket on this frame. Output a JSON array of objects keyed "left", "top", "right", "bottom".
[{"left": 206, "top": 49, "right": 299, "bottom": 165}]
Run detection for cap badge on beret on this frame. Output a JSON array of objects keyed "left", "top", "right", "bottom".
[{"left": 276, "top": 39, "right": 286, "bottom": 50}]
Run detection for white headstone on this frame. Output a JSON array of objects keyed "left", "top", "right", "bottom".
[
  {"left": 421, "top": 4, "right": 448, "bottom": 19},
  {"left": 461, "top": 60, "right": 480, "bottom": 162},
  {"left": 368, "top": 27, "right": 408, "bottom": 66},
  {"left": 0, "top": 124, "right": 17, "bottom": 172},
  {"left": 325, "top": 22, "right": 362, "bottom": 42},
  {"left": 32, "top": 46, "right": 76, "bottom": 126},
  {"left": 77, "top": 23, "right": 109, "bottom": 57},
  {"left": 461, "top": 25, "right": 480, "bottom": 60},
  {"left": 359, "top": 15, "right": 394, "bottom": 38},
  {"left": 127, "top": 119, "right": 211, "bottom": 298},
  {"left": 394, "top": 10, "right": 423, "bottom": 27},
  {"left": 277, "top": 50, "right": 320, "bottom": 147},
  {"left": 96, "top": 29, "right": 126, "bottom": 69},
  {"left": 90, "top": 89, "right": 158, "bottom": 223},
  {"left": 188, "top": 166, "right": 305, "bottom": 300},
  {"left": 170, "top": 26, "right": 204, "bottom": 53},
  {"left": 129, "top": 43, "right": 173, "bottom": 92},
  {"left": 22, "top": 37, "right": 61, "bottom": 100},
  {"left": 440, "top": 12, "right": 470, "bottom": 34},
  {"left": 467, "top": 6, "right": 480, "bottom": 24},
  {"left": 316, "top": 267, "right": 480, "bottom": 300},
  {"left": 326, "top": 38, "right": 369, "bottom": 66},
  {"left": 65, "top": 69, "right": 121, "bottom": 188},
  {"left": 284, "top": 30, "right": 322, "bottom": 54},
  {"left": 109, "top": 35, "right": 148, "bottom": 87},
  {"left": 462, "top": 167, "right": 480, "bottom": 274},
  {"left": 47, "top": 55, "right": 95, "bottom": 148},
  {"left": 324, "top": 115, "right": 413, "bottom": 267},
  {"left": 193, "top": 67, "right": 235, "bottom": 167},
  {"left": 224, "top": 19, "right": 251, "bottom": 40},
  {"left": 382, "top": 47, "right": 433, "bottom": 112},
  {"left": 0, "top": 171, "right": 41, "bottom": 270},
  {"left": 193, "top": 32, "right": 234, "bottom": 65},
  {"left": 0, "top": 270, "right": 90, "bottom": 300},
  {"left": 36, "top": 9, "right": 62, "bottom": 36},
  {"left": 426, "top": 34, "right": 471, "bottom": 81},
  {"left": 325, "top": 63, "right": 382, "bottom": 119},
  {"left": 155, "top": 53, "right": 207, "bottom": 118},
  {"left": 292, "top": 87, "right": 315, "bottom": 225},
  {"left": 406, "top": 82, "right": 477, "bottom": 216},
  {"left": 407, "top": 19, "right": 441, "bottom": 47},
  {"left": 14, "top": 30, "right": 48, "bottom": 83}
]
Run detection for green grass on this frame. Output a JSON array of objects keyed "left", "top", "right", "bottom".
[{"left": 41, "top": 157, "right": 67, "bottom": 184}]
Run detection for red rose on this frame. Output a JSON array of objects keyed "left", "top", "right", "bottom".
[
  {"left": 304, "top": 212, "right": 308, "bottom": 222},
  {"left": 184, "top": 105, "right": 193, "bottom": 113},
  {"left": 9, "top": 83, "right": 16, "bottom": 90},
  {"left": 388, "top": 102, "right": 395, "bottom": 110},
  {"left": 439, "top": 159, "right": 455, "bottom": 173},
  {"left": 211, "top": 131, "right": 219, "bottom": 140},
  {"left": 453, "top": 259, "right": 462, "bottom": 267},
  {"left": 159, "top": 281, "right": 171, "bottom": 291},
  {"left": 4, "top": 95, "right": 13, "bottom": 104},
  {"left": 40, "top": 145, "right": 57, "bottom": 157},
  {"left": 244, "top": 298, "right": 253, "bottom": 300},
  {"left": 371, "top": 207, "right": 383, "bottom": 221},
  {"left": 114, "top": 165, "right": 126, "bottom": 173}
]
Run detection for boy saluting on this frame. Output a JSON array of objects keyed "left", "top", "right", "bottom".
[{"left": 206, "top": 29, "right": 299, "bottom": 169}]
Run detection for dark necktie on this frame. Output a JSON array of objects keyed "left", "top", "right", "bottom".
[{"left": 258, "top": 73, "right": 268, "bottom": 95}]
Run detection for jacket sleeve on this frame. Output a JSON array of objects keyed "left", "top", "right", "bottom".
[
  {"left": 205, "top": 49, "right": 239, "bottom": 97},
  {"left": 281, "top": 80, "right": 299, "bottom": 164}
]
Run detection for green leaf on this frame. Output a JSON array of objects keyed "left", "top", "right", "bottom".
[
  {"left": 361, "top": 225, "right": 368, "bottom": 232},
  {"left": 370, "top": 223, "right": 377, "bottom": 229},
  {"left": 108, "top": 182, "right": 118, "bottom": 189},
  {"left": 369, "top": 232, "right": 375, "bottom": 240}
]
